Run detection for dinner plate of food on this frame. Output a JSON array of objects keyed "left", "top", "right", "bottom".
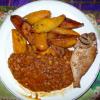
[{"left": 0, "top": 1, "right": 100, "bottom": 100}]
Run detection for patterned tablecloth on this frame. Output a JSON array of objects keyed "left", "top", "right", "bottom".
[{"left": 0, "top": 1, "right": 100, "bottom": 100}]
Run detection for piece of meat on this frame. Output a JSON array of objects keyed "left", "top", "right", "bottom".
[
  {"left": 71, "top": 33, "right": 97, "bottom": 87},
  {"left": 8, "top": 50, "right": 73, "bottom": 92}
]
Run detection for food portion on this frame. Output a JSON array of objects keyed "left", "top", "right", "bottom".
[
  {"left": 33, "top": 32, "right": 48, "bottom": 51},
  {"left": 49, "top": 37, "right": 77, "bottom": 48},
  {"left": 8, "top": 50, "right": 73, "bottom": 92},
  {"left": 60, "top": 17, "right": 84, "bottom": 29},
  {"left": 10, "top": 13, "right": 79, "bottom": 51},
  {"left": 51, "top": 27, "right": 80, "bottom": 36},
  {"left": 32, "top": 15, "right": 65, "bottom": 33},
  {"left": 12, "top": 29, "right": 27, "bottom": 53},
  {"left": 24, "top": 10, "right": 51, "bottom": 25},
  {"left": 71, "top": 33, "right": 97, "bottom": 87},
  {"left": 8, "top": 10, "right": 97, "bottom": 92}
]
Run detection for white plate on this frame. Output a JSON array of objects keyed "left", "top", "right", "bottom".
[{"left": 0, "top": 1, "right": 100, "bottom": 100}]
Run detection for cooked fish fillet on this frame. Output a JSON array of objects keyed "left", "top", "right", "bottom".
[{"left": 71, "top": 33, "right": 97, "bottom": 87}]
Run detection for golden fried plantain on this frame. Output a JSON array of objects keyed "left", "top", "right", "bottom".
[
  {"left": 39, "top": 47, "right": 56, "bottom": 56},
  {"left": 32, "top": 15, "right": 65, "bottom": 33},
  {"left": 47, "top": 32, "right": 57, "bottom": 40},
  {"left": 21, "top": 22, "right": 35, "bottom": 45},
  {"left": 26, "top": 44, "right": 37, "bottom": 53},
  {"left": 39, "top": 45, "right": 65, "bottom": 57},
  {"left": 24, "top": 10, "right": 51, "bottom": 25},
  {"left": 50, "top": 37, "right": 77, "bottom": 48},
  {"left": 52, "top": 27, "right": 80, "bottom": 36},
  {"left": 60, "top": 17, "right": 84, "bottom": 29},
  {"left": 12, "top": 29, "right": 27, "bottom": 53},
  {"left": 11, "top": 15, "right": 24, "bottom": 31},
  {"left": 11, "top": 15, "right": 35, "bottom": 45},
  {"left": 34, "top": 33, "right": 48, "bottom": 51}
]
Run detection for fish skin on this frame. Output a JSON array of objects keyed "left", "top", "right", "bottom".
[{"left": 71, "top": 33, "right": 97, "bottom": 87}]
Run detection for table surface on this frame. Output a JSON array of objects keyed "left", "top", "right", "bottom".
[{"left": 0, "top": 1, "right": 100, "bottom": 100}]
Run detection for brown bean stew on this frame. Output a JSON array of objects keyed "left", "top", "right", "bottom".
[{"left": 8, "top": 49, "right": 73, "bottom": 92}]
